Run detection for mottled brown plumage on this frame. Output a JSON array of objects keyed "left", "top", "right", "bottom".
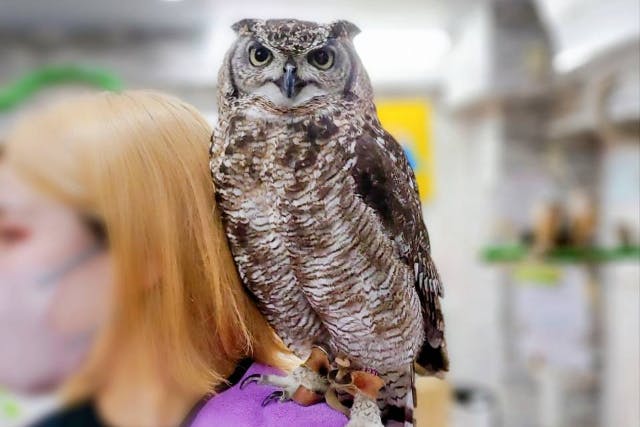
[{"left": 211, "top": 19, "right": 447, "bottom": 426}]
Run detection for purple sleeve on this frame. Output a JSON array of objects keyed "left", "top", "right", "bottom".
[{"left": 190, "top": 363, "right": 348, "bottom": 427}]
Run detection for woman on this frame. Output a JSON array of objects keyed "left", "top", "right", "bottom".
[{"left": 0, "top": 91, "right": 347, "bottom": 426}]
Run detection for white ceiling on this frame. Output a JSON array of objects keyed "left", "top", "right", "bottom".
[
  {"left": 0, "top": 0, "right": 214, "bottom": 34},
  {"left": 0, "top": 0, "right": 637, "bottom": 85},
  {"left": 535, "top": 0, "right": 640, "bottom": 71},
  {"left": 2, "top": 0, "right": 636, "bottom": 55},
  {"left": 0, "top": 0, "right": 477, "bottom": 88},
  {"left": 0, "top": 0, "right": 473, "bottom": 34}
]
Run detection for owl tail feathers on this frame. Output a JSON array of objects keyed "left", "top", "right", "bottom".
[{"left": 415, "top": 342, "right": 449, "bottom": 377}]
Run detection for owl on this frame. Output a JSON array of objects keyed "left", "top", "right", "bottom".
[{"left": 210, "top": 19, "right": 448, "bottom": 427}]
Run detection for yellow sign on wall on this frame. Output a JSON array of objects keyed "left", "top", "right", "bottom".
[{"left": 376, "top": 99, "right": 435, "bottom": 202}]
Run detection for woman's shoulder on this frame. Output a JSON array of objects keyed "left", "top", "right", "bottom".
[{"left": 190, "top": 362, "right": 348, "bottom": 427}]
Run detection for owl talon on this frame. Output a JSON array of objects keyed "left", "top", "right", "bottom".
[
  {"left": 262, "top": 390, "right": 290, "bottom": 406},
  {"left": 240, "top": 373, "right": 262, "bottom": 390}
]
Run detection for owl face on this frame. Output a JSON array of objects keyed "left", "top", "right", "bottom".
[{"left": 225, "top": 19, "right": 362, "bottom": 108}]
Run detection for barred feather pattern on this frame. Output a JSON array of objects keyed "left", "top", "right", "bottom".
[
  {"left": 211, "top": 19, "right": 447, "bottom": 425},
  {"left": 212, "top": 96, "right": 446, "bottom": 419}
]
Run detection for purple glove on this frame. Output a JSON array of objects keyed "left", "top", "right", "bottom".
[{"left": 191, "top": 362, "right": 348, "bottom": 427}]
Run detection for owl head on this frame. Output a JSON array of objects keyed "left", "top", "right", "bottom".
[{"left": 219, "top": 19, "right": 372, "bottom": 108}]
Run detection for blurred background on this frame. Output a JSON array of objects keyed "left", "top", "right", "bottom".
[{"left": 0, "top": 0, "right": 638, "bottom": 426}]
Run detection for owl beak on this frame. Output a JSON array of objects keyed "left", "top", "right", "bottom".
[{"left": 282, "top": 61, "right": 298, "bottom": 99}]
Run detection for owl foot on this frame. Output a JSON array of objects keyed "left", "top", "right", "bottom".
[
  {"left": 240, "top": 345, "right": 330, "bottom": 406},
  {"left": 345, "top": 392, "right": 384, "bottom": 427},
  {"left": 327, "top": 365, "right": 385, "bottom": 427}
]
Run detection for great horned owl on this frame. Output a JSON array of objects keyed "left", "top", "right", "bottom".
[{"left": 211, "top": 19, "right": 448, "bottom": 427}]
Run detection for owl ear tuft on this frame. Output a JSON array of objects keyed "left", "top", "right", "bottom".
[
  {"left": 330, "top": 20, "right": 361, "bottom": 39},
  {"left": 231, "top": 19, "right": 258, "bottom": 35}
]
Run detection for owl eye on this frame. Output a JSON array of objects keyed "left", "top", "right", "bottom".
[
  {"left": 249, "top": 45, "right": 273, "bottom": 67},
  {"left": 308, "top": 48, "right": 334, "bottom": 70}
]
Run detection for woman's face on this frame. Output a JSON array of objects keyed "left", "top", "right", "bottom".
[{"left": 0, "top": 164, "right": 113, "bottom": 394}]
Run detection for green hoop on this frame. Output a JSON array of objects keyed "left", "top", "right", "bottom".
[{"left": 0, "top": 66, "right": 123, "bottom": 112}]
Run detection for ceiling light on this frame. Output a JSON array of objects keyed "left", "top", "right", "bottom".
[{"left": 354, "top": 28, "right": 452, "bottom": 85}]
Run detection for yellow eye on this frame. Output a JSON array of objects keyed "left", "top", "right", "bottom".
[
  {"left": 308, "top": 48, "right": 334, "bottom": 70},
  {"left": 249, "top": 45, "right": 273, "bottom": 67}
]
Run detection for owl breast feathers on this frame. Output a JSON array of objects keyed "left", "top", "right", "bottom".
[{"left": 211, "top": 18, "right": 447, "bottom": 425}]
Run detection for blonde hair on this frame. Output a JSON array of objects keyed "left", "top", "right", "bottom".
[{"left": 5, "top": 91, "right": 286, "bottom": 400}]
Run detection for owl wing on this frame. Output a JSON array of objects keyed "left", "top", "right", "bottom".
[{"left": 350, "top": 123, "right": 448, "bottom": 373}]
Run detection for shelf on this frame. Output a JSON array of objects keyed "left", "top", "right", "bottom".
[{"left": 481, "top": 245, "right": 640, "bottom": 264}]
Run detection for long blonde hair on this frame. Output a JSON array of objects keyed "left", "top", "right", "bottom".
[{"left": 5, "top": 90, "right": 286, "bottom": 400}]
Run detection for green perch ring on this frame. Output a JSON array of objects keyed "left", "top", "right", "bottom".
[{"left": 0, "top": 65, "right": 123, "bottom": 112}]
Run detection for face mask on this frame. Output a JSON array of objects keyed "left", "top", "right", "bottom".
[{"left": 0, "top": 244, "right": 103, "bottom": 395}]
